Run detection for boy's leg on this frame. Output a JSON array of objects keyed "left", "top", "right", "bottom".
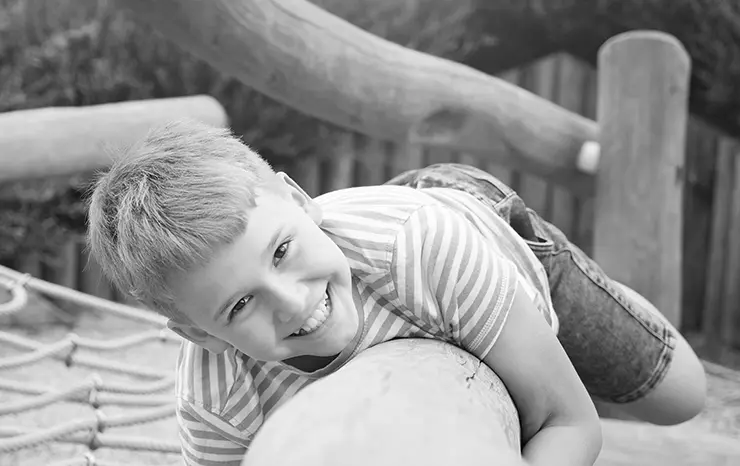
[
  {"left": 386, "top": 163, "right": 706, "bottom": 425},
  {"left": 524, "top": 212, "right": 705, "bottom": 424},
  {"left": 600, "top": 281, "right": 706, "bottom": 424}
]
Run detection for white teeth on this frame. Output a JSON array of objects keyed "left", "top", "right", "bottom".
[{"left": 293, "top": 291, "right": 332, "bottom": 337}]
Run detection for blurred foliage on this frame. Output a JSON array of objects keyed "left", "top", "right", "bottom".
[
  {"left": 470, "top": 0, "right": 740, "bottom": 138},
  {"left": 0, "top": 0, "right": 479, "bottom": 264}
]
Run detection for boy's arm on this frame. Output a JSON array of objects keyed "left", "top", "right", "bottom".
[
  {"left": 393, "top": 205, "right": 601, "bottom": 466},
  {"left": 484, "top": 283, "right": 602, "bottom": 466}
]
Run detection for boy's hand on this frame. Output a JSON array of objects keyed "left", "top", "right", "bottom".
[{"left": 483, "top": 283, "right": 602, "bottom": 466}]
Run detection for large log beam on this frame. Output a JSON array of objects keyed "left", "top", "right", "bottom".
[
  {"left": 244, "top": 340, "right": 740, "bottom": 466},
  {"left": 244, "top": 339, "right": 524, "bottom": 466},
  {"left": 0, "top": 95, "right": 227, "bottom": 183},
  {"left": 119, "top": 0, "right": 599, "bottom": 188}
]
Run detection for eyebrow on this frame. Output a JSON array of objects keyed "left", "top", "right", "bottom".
[
  {"left": 264, "top": 225, "right": 284, "bottom": 261},
  {"left": 213, "top": 225, "right": 286, "bottom": 322}
]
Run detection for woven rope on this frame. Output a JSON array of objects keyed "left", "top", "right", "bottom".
[{"left": 0, "top": 265, "right": 185, "bottom": 463}]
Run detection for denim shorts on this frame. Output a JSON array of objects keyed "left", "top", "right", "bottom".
[{"left": 385, "top": 163, "right": 676, "bottom": 403}]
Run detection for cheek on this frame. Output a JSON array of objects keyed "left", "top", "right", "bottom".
[
  {"left": 228, "top": 315, "right": 275, "bottom": 348},
  {"left": 315, "top": 237, "right": 346, "bottom": 268}
]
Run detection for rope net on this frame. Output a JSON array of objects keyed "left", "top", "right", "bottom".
[{"left": 0, "top": 264, "right": 185, "bottom": 466}]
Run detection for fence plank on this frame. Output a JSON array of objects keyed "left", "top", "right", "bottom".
[
  {"left": 324, "top": 132, "right": 355, "bottom": 192},
  {"left": 388, "top": 141, "right": 424, "bottom": 178},
  {"left": 354, "top": 134, "right": 388, "bottom": 187},
  {"left": 78, "top": 247, "right": 114, "bottom": 301},
  {"left": 574, "top": 58, "right": 600, "bottom": 254},
  {"left": 550, "top": 54, "right": 591, "bottom": 240},
  {"left": 490, "top": 69, "right": 523, "bottom": 191},
  {"left": 681, "top": 120, "right": 718, "bottom": 332},
  {"left": 424, "top": 146, "right": 452, "bottom": 167},
  {"left": 291, "top": 153, "right": 322, "bottom": 197},
  {"left": 723, "top": 148, "right": 740, "bottom": 348},
  {"left": 42, "top": 238, "right": 79, "bottom": 290},
  {"left": 517, "top": 57, "right": 557, "bottom": 221},
  {"left": 15, "top": 253, "right": 42, "bottom": 278},
  {"left": 702, "top": 139, "right": 734, "bottom": 355}
]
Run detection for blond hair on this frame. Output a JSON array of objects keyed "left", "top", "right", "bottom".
[{"left": 87, "top": 119, "right": 276, "bottom": 322}]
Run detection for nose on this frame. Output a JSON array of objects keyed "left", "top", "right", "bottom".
[{"left": 269, "top": 281, "right": 309, "bottom": 323}]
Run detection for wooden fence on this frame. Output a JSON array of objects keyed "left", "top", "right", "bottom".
[
  {"left": 289, "top": 51, "right": 740, "bottom": 352},
  {"left": 1, "top": 53, "right": 739, "bottom": 353}
]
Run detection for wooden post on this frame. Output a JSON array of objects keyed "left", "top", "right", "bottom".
[
  {"left": 0, "top": 95, "right": 227, "bottom": 183},
  {"left": 594, "top": 31, "right": 691, "bottom": 327},
  {"left": 243, "top": 339, "right": 523, "bottom": 466}
]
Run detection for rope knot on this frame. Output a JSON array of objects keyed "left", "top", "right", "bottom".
[
  {"left": 84, "top": 409, "right": 107, "bottom": 452},
  {"left": 84, "top": 451, "right": 97, "bottom": 466},
  {"left": 94, "top": 408, "right": 107, "bottom": 434},
  {"left": 64, "top": 333, "right": 80, "bottom": 368},
  {"left": 88, "top": 374, "right": 103, "bottom": 409}
]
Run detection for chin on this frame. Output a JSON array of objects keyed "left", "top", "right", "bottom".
[{"left": 315, "top": 338, "right": 352, "bottom": 357}]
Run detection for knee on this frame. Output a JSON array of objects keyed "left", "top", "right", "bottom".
[
  {"left": 611, "top": 282, "right": 707, "bottom": 424},
  {"left": 643, "top": 335, "right": 707, "bottom": 425},
  {"left": 663, "top": 336, "right": 707, "bottom": 424}
]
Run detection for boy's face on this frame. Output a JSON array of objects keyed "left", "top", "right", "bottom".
[{"left": 167, "top": 173, "right": 360, "bottom": 362}]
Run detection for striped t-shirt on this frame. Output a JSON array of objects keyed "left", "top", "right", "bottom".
[{"left": 175, "top": 185, "right": 558, "bottom": 465}]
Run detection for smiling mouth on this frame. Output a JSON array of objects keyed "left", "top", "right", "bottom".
[{"left": 291, "top": 288, "right": 332, "bottom": 337}]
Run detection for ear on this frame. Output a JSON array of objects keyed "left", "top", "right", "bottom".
[
  {"left": 275, "top": 171, "right": 323, "bottom": 224},
  {"left": 167, "top": 320, "right": 231, "bottom": 354}
]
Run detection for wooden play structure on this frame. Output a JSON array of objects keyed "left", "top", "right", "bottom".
[{"left": 1, "top": 0, "right": 740, "bottom": 465}]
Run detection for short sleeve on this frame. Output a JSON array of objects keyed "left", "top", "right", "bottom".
[
  {"left": 177, "top": 398, "right": 251, "bottom": 465},
  {"left": 392, "top": 204, "right": 520, "bottom": 360}
]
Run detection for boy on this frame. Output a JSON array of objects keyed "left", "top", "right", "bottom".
[{"left": 87, "top": 120, "right": 706, "bottom": 466}]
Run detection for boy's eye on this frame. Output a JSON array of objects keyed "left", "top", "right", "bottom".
[
  {"left": 273, "top": 241, "right": 290, "bottom": 264},
  {"left": 233, "top": 297, "right": 248, "bottom": 311},
  {"left": 228, "top": 296, "right": 250, "bottom": 322}
]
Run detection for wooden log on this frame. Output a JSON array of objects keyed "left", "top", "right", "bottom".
[
  {"left": 0, "top": 95, "right": 228, "bottom": 183},
  {"left": 243, "top": 338, "right": 740, "bottom": 466},
  {"left": 593, "top": 31, "right": 690, "bottom": 327},
  {"left": 243, "top": 339, "right": 524, "bottom": 466},
  {"left": 120, "top": 0, "right": 598, "bottom": 194}
]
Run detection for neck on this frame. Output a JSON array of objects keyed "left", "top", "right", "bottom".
[{"left": 282, "top": 353, "right": 339, "bottom": 373}]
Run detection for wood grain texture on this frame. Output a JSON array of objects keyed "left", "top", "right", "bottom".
[
  {"left": 121, "top": 0, "right": 598, "bottom": 192},
  {"left": 0, "top": 95, "right": 227, "bottom": 182},
  {"left": 593, "top": 31, "right": 690, "bottom": 327},
  {"left": 244, "top": 339, "right": 523, "bottom": 466},
  {"left": 242, "top": 338, "right": 740, "bottom": 466}
]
